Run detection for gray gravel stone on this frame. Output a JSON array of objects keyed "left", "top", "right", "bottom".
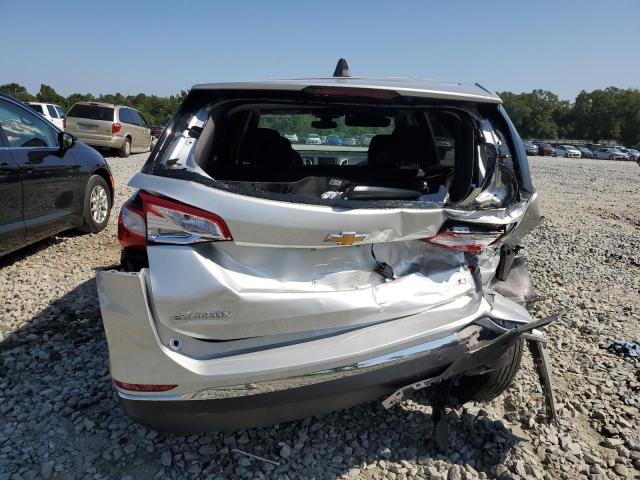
[{"left": 1, "top": 155, "right": 639, "bottom": 479}]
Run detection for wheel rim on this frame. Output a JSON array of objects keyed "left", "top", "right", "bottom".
[{"left": 90, "top": 185, "right": 109, "bottom": 224}]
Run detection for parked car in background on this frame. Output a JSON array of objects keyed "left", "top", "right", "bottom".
[
  {"left": 65, "top": 102, "right": 152, "bottom": 157},
  {"left": 326, "top": 134, "right": 342, "bottom": 145},
  {"left": 151, "top": 126, "right": 164, "bottom": 138},
  {"left": 577, "top": 147, "right": 593, "bottom": 158},
  {"left": 0, "top": 93, "right": 113, "bottom": 257},
  {"left": 98, "top": 66, "right": 555, "bottom": 433},
  {"left": 592, "top": 147, "right": 628, "bottom": 160},
  {"left": 27, "top": 102, "right": 66, "bottom": 130},
  {"left": 555, "top": 145, "right": 581, "bottom": 158},
  {"left": 523, "top": 141, "right": 538, "bottom": 156},
  {"left": 616, "top": 147, "right": 639, "bottom": 161},
  {"left": 283, "top": 133, "right": 298, "bottom": 143},
  {"left": 533, "top": 142, "right": 555, "bottom": 156},
  {"left": 358, "top": 133, "right": 376, "bottom": 146},
  {"left": 341, "top": 135, "right": 357, "bottom": 146},
  {"left": 585, "top": 143, "right": 605, "bottom": 152},
  {"left": 305, "top": 133, "right": 322, "bottom": 145}
]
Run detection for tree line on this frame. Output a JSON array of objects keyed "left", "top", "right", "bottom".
[
  {"left": 2, "top": 83, "right": 639, "bottom": 146},
  {"left": 0, "top": 83, "right": 186, "bottom": 127},
  {"left": 498, "top": 87, "right": 640, "bottom": 146}
]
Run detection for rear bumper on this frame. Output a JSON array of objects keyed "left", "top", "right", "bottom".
[
  {"left": 74, "top": 134, "right": 124, "bottom": 149},
  {"left": 118, "top": 331, "right": 472, "bottom": 433},
  {"left": 96, "top": 267, "right": 534, "bottom": 432}
]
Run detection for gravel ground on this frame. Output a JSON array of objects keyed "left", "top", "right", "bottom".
[{"left": 1, "top": 154, "right": 639, "bottom": 480}]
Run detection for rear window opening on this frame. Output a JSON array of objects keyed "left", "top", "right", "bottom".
[{"left": 147, "top": 91, "right": 518, "bottom": 208}]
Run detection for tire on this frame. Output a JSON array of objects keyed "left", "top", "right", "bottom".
[
  {"left": 78, "top": 175, "right": 112, "bottom": 234},
  {"left": 449, "top": 339, "right": 524, "bottom": 404},
  {"left": 609, "top": 155, "right": 613, "bottom": 160},
  {"left": 119, "top": 137, "right": 131, "bottom": 158},
  {"left": 564, "top": 154, "right": 568, "bottom": 158}
]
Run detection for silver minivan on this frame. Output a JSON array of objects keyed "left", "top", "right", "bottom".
[
  {"left": 65, "top": 102, "right": 152, "bottom": 157},
  {"left": 97, "top": 63, "right": 558, "bottom": 434}
]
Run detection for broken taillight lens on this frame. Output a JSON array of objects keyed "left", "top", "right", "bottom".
[
  {"left": 117, "top": 192, "right": 232, "bottom": 249},
  {"left": 423, "top": 227, "right": 503, "bottom": 253}
]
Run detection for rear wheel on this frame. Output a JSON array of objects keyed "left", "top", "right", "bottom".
[
  {"left": 449, "top": 339, "right": 524, "bottom": 404},
  {"left": 609, "top": 155, "right": 613, "bottom": 160},
  {"left": 119, "top": 137, "right": 131, "bottom": 157},
  {"left": 78, "top": 175, "right": 112, "bottom": 234}
]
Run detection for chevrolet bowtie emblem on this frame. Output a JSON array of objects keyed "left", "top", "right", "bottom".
[{"left": 324, "top": 231, "right": 369, "bottom": 246}]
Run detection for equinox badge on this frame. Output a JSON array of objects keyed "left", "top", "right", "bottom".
[{"left": 324, "top": 232, "right": 369, "bottom": 246}]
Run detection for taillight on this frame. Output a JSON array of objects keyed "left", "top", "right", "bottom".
[
  {"left": 423, "top": 227, "right": 503, "bottom": 253},
  {"left": 118, "top": 196, "right": 146, "bottom": 249},
  {"left": 63, "top": 118, "right": 66, "bottom": 129},
  {"left": 112, "top": 122, "right": 122, "bottom": 134},
  {"left": 113, "top": 380, "right": 177, "bottom": 392},
  {"left": 117, "top": 192, "right": 232, "bottom": 249}
]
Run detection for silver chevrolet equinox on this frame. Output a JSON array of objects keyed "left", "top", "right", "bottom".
[{"left": 97, "top": 60, "right": 558, "bottom": 434}]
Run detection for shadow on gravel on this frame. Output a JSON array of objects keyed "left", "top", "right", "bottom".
[
  {"left": 0, "top": 236, "right": 67, "bottom": 268},
  {"left": 0, "top": 277, "right": 525, "bottom": 479}
]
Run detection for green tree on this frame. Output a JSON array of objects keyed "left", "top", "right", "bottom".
[
  {"left": 0, "top": 83, "right": 35, "bottom": 102},
  {"left": 36, "top": 84, "right": 66, "bottom": 106}
]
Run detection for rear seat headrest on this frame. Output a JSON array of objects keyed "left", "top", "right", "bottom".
[
  {"left": 239, "top": 128, "right": 297, "bottom": 167},
  {"left": 367, "top": 134, "right": 394, "bottom": 167},
  {"left": 391, "top": 125, "right": 439, "bottom": 168}
]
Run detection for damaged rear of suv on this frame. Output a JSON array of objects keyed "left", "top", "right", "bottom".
[{"left": 97, "top": 61, "right": 556, "bottom": 433}]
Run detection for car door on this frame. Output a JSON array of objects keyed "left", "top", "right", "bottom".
[
  {"left": 0, "top": 98, "right": 81, "bottom": 242},
  {"left": 132, "top": 110, "right": 151, "bottom": 151},
  {"left": 118, "top": 108, "right": 138, "bottom": 149},
  {"left": 0, "top": 118, "right": 25, "bottom": 256}
]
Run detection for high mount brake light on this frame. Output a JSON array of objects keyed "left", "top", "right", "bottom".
[
  {"left": 423, "top": 229, "right": 503, "bottom": 253},
  {"left": 113, "top": 380, "right": 177, "bottom": 392},
  {"left": 303, "top": 86, "right": 399, "bottom": 100},
  {"left": 117, "top": 192, "right": 232, "bottom": 249}
]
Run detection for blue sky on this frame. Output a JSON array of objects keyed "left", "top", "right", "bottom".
[{"left": 1, "top": 0, "right": 639, "bottom": 100}]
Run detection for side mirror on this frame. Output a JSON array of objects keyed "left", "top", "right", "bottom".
[{"left": 59, "top": 131, "right": 75, "bottom": 150}]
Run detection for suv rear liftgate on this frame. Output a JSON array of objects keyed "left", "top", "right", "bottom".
[{"left": 97, "top": 77, "right": 558, "bottom": 434}]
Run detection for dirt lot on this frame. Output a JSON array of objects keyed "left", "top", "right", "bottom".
[{"left": 1, "top": 154, "right": 639, "bottom": 480}]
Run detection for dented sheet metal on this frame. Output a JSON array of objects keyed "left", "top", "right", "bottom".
[
  {"left": 146, "top": 240, "right": 481, "bottom": 340},
  {"left": 129, "top": 172, "right": 536, "bottom": 248}
]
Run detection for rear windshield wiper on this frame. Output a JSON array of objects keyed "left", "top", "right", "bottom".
[{"left": 344, "top": 185, "right": 422, "bottom": 200}]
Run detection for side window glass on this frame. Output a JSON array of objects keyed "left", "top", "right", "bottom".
[
  {"left": 0, "top": 100, "right": 58, "bottom": 148},
  {"left": 55, "top": 106, "right": 66, "bottom": 118},
  {"left": 28, "top": 104, "right": 44, "bottom": 114},
  {"left": 132, "top": 110, "right": 145, "bottom": 127},
  {"left": 118, "top": 108, "right": 129, "bottom": 124},
  {"left": 46, "top": 105, "right": 58, "bottom": 118}
]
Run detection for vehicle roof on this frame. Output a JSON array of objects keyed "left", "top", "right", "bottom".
[
  {"left": 191, "top": 77, "right": 502, "bottom": 104},
  {"left": 70, "top": 101, "right": 128, "bottom": 109},
  {"left": 28, "top": 101, "right": 61, "bottom": 107}
]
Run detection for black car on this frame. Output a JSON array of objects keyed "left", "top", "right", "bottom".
[{"left": 0, "top": 93, "right": 114, "bottom": 257}]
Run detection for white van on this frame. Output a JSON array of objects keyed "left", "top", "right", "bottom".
[{"left": 27, "top": 102, "right": 66, "bottom": 130}]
